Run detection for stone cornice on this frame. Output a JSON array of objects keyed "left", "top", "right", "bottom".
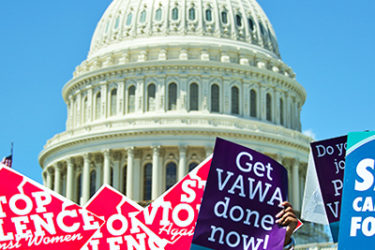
[{"left": 39, "top": 115, "right": 311, "bottom": 166}]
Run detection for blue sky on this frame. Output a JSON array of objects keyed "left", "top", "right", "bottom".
[{"left": 0, "top": 0, "right": 374, "bottom": 184}]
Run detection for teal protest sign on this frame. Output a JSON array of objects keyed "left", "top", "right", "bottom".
[{"left": 338, "top": 131, "right": 375, "bottom": 249}]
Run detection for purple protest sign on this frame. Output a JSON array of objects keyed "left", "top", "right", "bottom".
[
  {"left": 311, "top": 135, "right": 347, "bottom": 242},
  {"left": 191, "top": 138, "right": 288, "bottom": 250}
]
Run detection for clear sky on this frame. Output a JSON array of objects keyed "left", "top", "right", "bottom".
[{"left": 0, "top": 0, "right": 374, "bottom": 184}]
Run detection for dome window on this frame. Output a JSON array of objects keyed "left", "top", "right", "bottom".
[
  {"left": 188, "top": 7, "right": 196, "bottom": 21},
  {"left": 211, "top": 84, "right": 220, "bottom": 113},
  {"left": 266, "top": 93, "right": 272, "bottom": 121},
  {"left": 147, "top": 84, "right": 156, "bottom": 112},
  {"left": 114, "top": 16, "right": 120, "bottom": 29},
  {"left": 128, "top": 85, "right": 136, "bottom": 113},
  {"left": 205, "top": 9, "right": 212, "bottom": 22},
  {"left": 259, "top": 22, "right": 266, "bottom": 35},
  {"left": 165, "top": 162, "right": 177, "bottom": 190},
  {"left": 155, "top": 8, "right": 162, "bottom": 21},
  {"left": 143, "top": 163, "right": 152, "bottom": 201},
  {"left": 126, "top": 13, "right": 133, "bottom": 26},
  {"left": 139, "top": 10, "right": 147, "bottom": 23},
  {"left": 172, "top": 7, "right": 179, "bottom": 21},
  {"left": 221, "top": 11, "right": 228, "bottom": 24},
  {"left": 105, "top": 21, "right": 110, "bottom": 33},
  {"left": 189, "top": 83, "right": 199, "bottom": 111},
  {"left": 250, "top": 89, "right": 257, "bottom": 118},
  {"left": 236, "top": 14, "right": 242, "bottom": 27},
  {"left": 231, "top": 86, "right": 239, "bottom": 115},
  {"left": 168, "top": 83, "right": 177, "bottom": 111},
  {"left": 248, "top": 17, "right": 255, "bottom": 32}
]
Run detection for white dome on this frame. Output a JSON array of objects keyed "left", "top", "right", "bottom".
[
  {"left": 88, "top": 0, "right": 280, "bottom": 59},
  {"left": 40, "top": 0, "right": 310, "bottom": 214}
]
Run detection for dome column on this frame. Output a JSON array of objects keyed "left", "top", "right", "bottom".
[
  {"left": 112, "top": 153, "right": 121, "bottom": 191},
  {"left": 66, "top": 158, "right": 74, "bottom": 200},
  {"left": 292, "top": 159, "right": 300, "bottom": 211},
  {"left": 81, "top": 153, "right": 91, "bottom": 205},
  {"left": 95, "top": 155, "right": 103, "bottom": 191},
  {"left": 46, "top": 167, "right": 53, "bottom": 190},
  {"left": 178, "top": 146, "right": 187, "bottom": 181},
  {"left": 54, "top": 163, "right": 62, "bottom": 194},
  {"left": 103, "top": 150, "right": 111, "bottom": 185},
  {"left": 126, "top": 147, "right": 134, "bottom": 199},
  {"left": 152, "top": 146, "right": 162, "bottom": 200}
]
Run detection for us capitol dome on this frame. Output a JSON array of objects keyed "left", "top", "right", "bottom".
[{"left": 39, "top": 0, "right": 311, "bottom": 215}]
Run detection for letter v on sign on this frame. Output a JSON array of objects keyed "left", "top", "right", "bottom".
[{"left": 83, "top": 185, "right": 167, "bottom": 250}]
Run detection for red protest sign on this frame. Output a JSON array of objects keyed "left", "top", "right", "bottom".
[
  {"left": 83, "top": 185, "right": 167, "bottom": 250},
  {"left": 135, "top": 156, "right": 212, "bottom": 250},
  {"left": 0, "top": 164, "right": 104, "bottom": 249}
]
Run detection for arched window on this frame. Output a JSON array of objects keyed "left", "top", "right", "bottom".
[
  {"left": 114, "top": 16, "right": 120, "bottom": 29},
  {"left": 147, "top": 84, "right": 156, "bottom": 112},
  {"left": 126, "top": 13, "right": 133, "bottom": 26},
  {"left": 205, "top": 9, "right": 212, "bottom": 22},
  {"left": 168, "top": 83, "right": 177, "bottom": 111},
  {"left": 211, "top": 84, "right": 219, "bottom": 113},
  {"left": 189, "top": 83, "right": 198, "bottom": 111},
  {"left": 189, "top": 162, "right": 198, "bottom": 172},
  {"left": 128, "top": 86, "right": 135, "bottom": 113},
  {"left": 248, "top": 18, "right": 255, "bottom": 32},
  {"left": 188, "top": 7, "right": 196, "bottom": 21},
  {"left": 250, "top": 89, "right": 257, "bottom": 117},
  {"left": 165, "top": 162, "right": 177, "bottom": 191},
  {"left": 77, "top": 173, "right": 82, "bottom": 203},
  {"left": 155, "top": 8, "right": 162, "bottom": 21},
  {"left": 172, "top": 7, "right": 179, "bottom": 20},
  {"left": 280, "top": 98, "right": 284, "bottom": 125},
  {"left": 83, "top": 97, "right": 88, "bottom": 123},
  {"left": 140, "top": 10, "right": 147, "bottom": 23},
  {"left": 143, "top": 163, "right": 152, "bottom": 200},
  {"left": 221, "top": 11, "right": 228, "bottom": 24},
  {"left": 236, "top": 14, "right": 242, "bottom": 27},
  {"left": 266, "top": 93, "right": 272, "bottom": 121},
  {"left": 123, "top": 165, "right": 127, "bottom": 194},
  {"left": 90, "top": 170, "right": 96, "bottom": 198},
  {"left": 231, "top": 86, "right": 239, "bottom": 115},
  {"left": 110, "top": 88, "right": 117, "bottom": 116},
  {"left": 95, "top": 92, "right": 101, "bottom": 120}
]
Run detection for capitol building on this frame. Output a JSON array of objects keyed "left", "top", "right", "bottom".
[{"left": 38, "top": 0, "right": 327, "bottom": 244}]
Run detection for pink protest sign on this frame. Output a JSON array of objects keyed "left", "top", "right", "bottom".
[
  {"left": 0, "top": 163, "right": 104, "bottom": 249},
  {"left": 135, "top": 156, "right": 212, "bottom": 250},
  {"left": 83, "top": 185, "right": 167, "bottom": 250}
]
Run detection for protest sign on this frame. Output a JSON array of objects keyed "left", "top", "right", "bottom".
[
  {"left": 83, "top": 185, "right": 166, "bottom": 250},
  {"left": 0, "top": 163, "right": 104, "bottom": 249},
  {"left": 191, "top": 138, "right": 288, "bottom": 250},
  {"left": 338, "top": 131, "right": 375, "bottom": 249},
  {"left": 310, "top": 136, "right": 346, "bottom": 242},
  {"left": 136, "top": 155, "right": 212, "bottom": 250},
  {"left": 301, "top": 151, "right": 328, "bottom": 225}
]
